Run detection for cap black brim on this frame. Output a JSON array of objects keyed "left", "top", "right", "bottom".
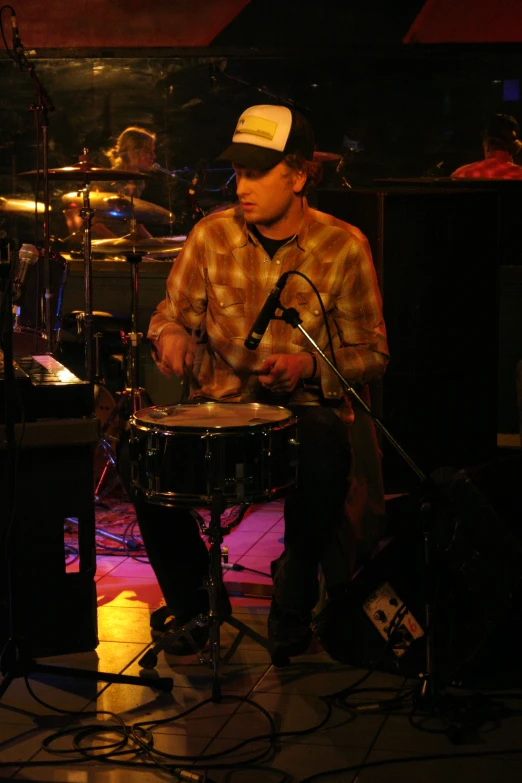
[{"left": 216, "top": 142, "right": 284, "bottom": 171}]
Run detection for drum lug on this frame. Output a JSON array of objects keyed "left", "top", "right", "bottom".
[
  {"left": 145, "top": 431, "right": 161, "bottom": 493},
  {"left": 129, "top": 435, "right": 139, "bottom": 484},
  {"left": 146, "top": 447, "right": 160, "bottom": 492},
  {"left": 128, "top": 434, "right": 140, "bottom": 461}
]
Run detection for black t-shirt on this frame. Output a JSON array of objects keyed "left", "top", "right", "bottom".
[{"left": 251, "top": 225, "right": 293, "bottom": 259}]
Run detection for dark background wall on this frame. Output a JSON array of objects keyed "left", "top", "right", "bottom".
[
  {"left": 3, "top": 1, "right": 522, "bottom": 189},
  {"left": 1, "top": 0, "right": 522, "bottom": 476}
]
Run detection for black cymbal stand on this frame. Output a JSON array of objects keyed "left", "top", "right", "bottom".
[
  {"left": 94, "top": 245, "right": 151, "bottom": 502},
  {"left": 15, "top": 29, "right": 54, "bottom": 351}
]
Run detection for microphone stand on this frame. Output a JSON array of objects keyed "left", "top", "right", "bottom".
[
  {"left": 270, "top": 300, "right": 445, "bottom": 709},
  {"left": 16, "top": 43, "right": 54, "bottom": 352}
]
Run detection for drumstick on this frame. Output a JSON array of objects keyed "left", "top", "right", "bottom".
[{"left": 183, "top": 364, "right": 201, "bottom": 388}]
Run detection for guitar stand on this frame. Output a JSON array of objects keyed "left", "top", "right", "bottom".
[{"left": 138, "top": 492, "right": 273, "bottom": 703}]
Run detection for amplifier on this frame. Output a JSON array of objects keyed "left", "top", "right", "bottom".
[{"left": 0, "top": 416, "right": 99, "bottom": 658}]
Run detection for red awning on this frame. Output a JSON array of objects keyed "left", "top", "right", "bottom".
[
  {"left": 9, "top": 0, "right": 250, "bottom": 48},
  {"left": 404, "top": 0, "right": 522, "bottom": 43}
]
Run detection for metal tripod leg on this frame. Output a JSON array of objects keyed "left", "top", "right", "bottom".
[
  {"left": 220, "top": 613, "right": 273, "bottom": 664},
  {"left": 137, "top": 491, "right": 273, "bottom": 703},
  {"left": 0, "top": 654, "right": 173, "bottom": 701}
]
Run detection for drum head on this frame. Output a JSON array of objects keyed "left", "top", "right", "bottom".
[{"left": 133, "top": 401, "right": 292, "bottom": 430}]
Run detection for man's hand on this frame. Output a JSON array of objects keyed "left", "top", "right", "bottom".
[
  {"left": 156, "top": 328, "right": 195, "bottom": 379},
  {"left": 257, "top": 353, "right": 316, "bottom": 393}
]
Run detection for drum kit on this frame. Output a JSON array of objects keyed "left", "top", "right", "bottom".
[
  {"left": 4, "top": 154, "right": 303, "bottom": 696},
  {"left": 6, "top": 144, "right": 350, "bottom": 695},
  {"left": 7, "top": 156, "right": 188, "bottom": 488}
]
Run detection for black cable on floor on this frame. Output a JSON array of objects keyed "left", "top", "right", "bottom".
[{"left": 298, "top": 748, "right": 522, "bottom": 783}]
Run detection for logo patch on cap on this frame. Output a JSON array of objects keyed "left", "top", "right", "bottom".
[{"left": 235, "top": 115, "right": 278, "bottom": 141}]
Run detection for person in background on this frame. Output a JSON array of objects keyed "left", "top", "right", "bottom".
[
  {"left": 62, "top": 126, "right": 157, "bottom": 241},
  {"left": 126, "top": 104, "right": 389, "bottom": 659},
  {"left": 451, "top": 113, "right": 522, "bottom": 179},
  {"left": 104, "top": 126, "right": 157, "bottom": 200}
]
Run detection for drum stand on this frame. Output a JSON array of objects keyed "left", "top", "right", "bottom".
[
  {"left": 138, "top": 490, "right": 273, "bottom": 704},
  {"left": 94, "top": 249, "right": 151, "bottom": 502}
]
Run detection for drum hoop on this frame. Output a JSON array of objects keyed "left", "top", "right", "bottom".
[{"left": 130, "top": 402, "right": 296, "bottom": 433}]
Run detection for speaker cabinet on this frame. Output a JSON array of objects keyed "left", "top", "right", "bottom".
[
  {"left": 317, "top": 187, "right": 499, "bottom": 491},
  {"left": 0, "top": 418, "right": 99, "bottom": 659},
  {"left": 314, "top": 455, "right": 522, "bottom": 685}
]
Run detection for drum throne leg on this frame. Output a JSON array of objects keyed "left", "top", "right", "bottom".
[{"left": 138, "top": 491, "right": 273, "bottom": 703}]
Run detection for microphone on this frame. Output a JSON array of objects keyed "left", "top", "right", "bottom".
[
  {"left": 12, "top": 243, "right": 39, "bottom": 303},
  {"left": 152, "top": 162, "right": 180, "bottom": 179},
  {"left": 244, "top": 272, "right": 290, "bottom": 350},
  {"left": 11, "top": 11, "right": 24, "bottom": 67}
]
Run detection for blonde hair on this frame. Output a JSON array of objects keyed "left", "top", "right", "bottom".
[{"left": 105, "top": 126, "right": 156, "bottom": 169}]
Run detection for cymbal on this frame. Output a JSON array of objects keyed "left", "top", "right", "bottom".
[
  {"left": 0, "top": 197, "right": 46, "bottom": 214},
  {"left": 91, "top": 233, "right": 181, "bottom": 253},
  {"left": 19, "top": 165, "right": 151, "bottom": 181},
  {"left": 313, "top": 151, "right": 342, "bottom": 162},
  {"left": 61, "top": 192, "right": 174, "bottom": 224}
]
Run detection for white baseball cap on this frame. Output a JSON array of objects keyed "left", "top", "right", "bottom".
[{"left": 218, "top": 104, "right": 315, "bottom": 170}]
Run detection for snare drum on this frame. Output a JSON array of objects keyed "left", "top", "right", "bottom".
[{"left": 129, "top": 402, "right": 298, "bottom": 507}]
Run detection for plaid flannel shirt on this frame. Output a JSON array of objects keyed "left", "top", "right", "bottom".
[
  {"left": 451, "top": 150, "right": 522, "bottom": 179},
  {"left": 148, "top": 203, "right": 389, "bottom": 416}
]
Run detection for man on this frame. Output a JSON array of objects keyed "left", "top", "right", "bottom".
[
  {"left": 451, "top": 113, "right": 522, "bottom": 179},
  {"left": 140, "top": 104, "right": 389, "bottom": 658}
]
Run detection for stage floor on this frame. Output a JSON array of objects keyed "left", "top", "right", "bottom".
[{"left": 2, "top": 486, "right": 522, "bottom": 782}]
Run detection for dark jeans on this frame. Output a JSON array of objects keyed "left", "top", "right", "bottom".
[
  {"left": 118, "top": 439, "right": 210, "bottom": 620},
  {"left": 119, "top": 405, "right": 352, "bottom": 620},
  {"left": 272, "top": 406, "right": 353, "bottom": 615}
]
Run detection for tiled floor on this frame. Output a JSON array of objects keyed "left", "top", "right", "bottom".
[{"left": 1, "top": 499, "right": 522, "bottom": 782}]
